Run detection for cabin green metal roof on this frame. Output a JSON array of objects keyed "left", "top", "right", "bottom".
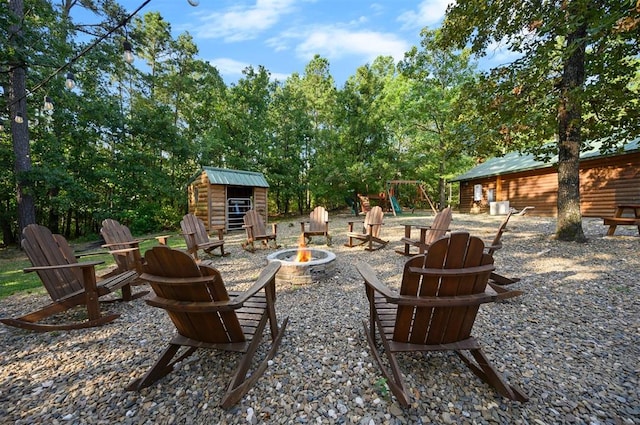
[
  {"left": 451, "top": 138, "right": 640, "bottom": 182},
  {"left": 193, "top": 167, "right": 269, "bottom": 188}
]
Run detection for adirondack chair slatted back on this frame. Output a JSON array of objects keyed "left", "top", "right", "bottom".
[
  {"left": 143, "top": 246, "right": 244, "bottom": 344},
  {"left": 22, "top": 224, "right": 85, "bottom": 301},
  {"left": 180, "top": 214, "right": 209, "bottom": 250},
  {"left": 308, "top": 207, "right": 328, "bottom": 232},
  {"left": 243, "top": 210, "right": 267, "bottom": 236},
  {"left": 424, "top": 207, "right": 452, "bottom": 246},
  {"left": 364, "top": 206, "right": 384, "bottom": 238},
  {"left": 100, "top": 219, "right": 141, "bottom": 273},
  {"left": 395, "top": 232, "right": 493, "bottom": 345}
]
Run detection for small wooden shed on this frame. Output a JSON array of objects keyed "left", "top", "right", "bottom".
[
  {"left": 450, "top": 139, "right": 640, "bottom": 217},
  {"left": 187, "top": 167, "right": 269, "bottom": 231}
]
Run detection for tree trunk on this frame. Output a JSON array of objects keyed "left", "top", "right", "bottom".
[
  {"left": 9, "top": 0, "right": 37, "bottom": 240},
  {"left": 555, "top": 21, "right": 587, "bottom": 242}
]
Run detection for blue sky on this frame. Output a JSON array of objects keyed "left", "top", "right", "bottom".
[{"left": 115, "top": 0, "right": 513, "bottom": 86}]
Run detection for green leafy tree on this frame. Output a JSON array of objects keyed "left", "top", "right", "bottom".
[
  {"left": 399, "top": 29, "right": 477, "bottom": 209},
  {"left": 441, "top": 0, "right": 640, "bottom": 241}
]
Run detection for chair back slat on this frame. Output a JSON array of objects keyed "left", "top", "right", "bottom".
[
  {"left": 394, "top": 232, "right": 493, "bottom": 345},
  {"left": 21, "top": 224, "right": 84, "bottom": 301},
  {"left": 143, "top": 246, "right": 244, "bottom": 344}
]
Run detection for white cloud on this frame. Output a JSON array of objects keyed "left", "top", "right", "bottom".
[
  {"left": 294, "top": 26, "right": 410, "bottom": 64},
  {"left": 396, "top": 0, "right": 453, "bottom": 30},
  {"left": 208, "top": 58, "right": 290, "bottom": 82},
  {"left": 192, "top": 0, "right": 298, "bottom": 42},
  {"left": 208, "top": 58, "right": 250, "bottom": 77}
]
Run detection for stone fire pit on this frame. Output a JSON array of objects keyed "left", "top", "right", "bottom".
[{"left": 266, "top": 248, "right": 336, "bottom": 285}]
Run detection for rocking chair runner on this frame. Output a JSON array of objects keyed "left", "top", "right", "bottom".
[
  {"left": 357, "top": 232, "right": 527, "bottom": 406},
  {"left": 241, "top": 209, "right": 279, "bottom": 252},
  {"left": 0, "top": 224, "right": 141, "bottom": 332},
  {"left": 396, "top": 206, "right": 452, "bottom": 256},
  {"left": 180, "top": 213, "right": 227, "bottom": 260},
  {"left": 344, "top": 205, "right": 388, "bottom": 251},
  {"left": 127, "top": 246, "right": 288, "bottom": 408},
  {"left": 300, "top": 206, "right": 332, "bottom": 245}
]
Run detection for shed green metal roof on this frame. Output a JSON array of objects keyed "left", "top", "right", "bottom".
[
  {"left": 451, "top": 138, "right": 640, "bottom": 182},
  {"left": 193, "top": 167, "right": 269, "bottom": 188}
]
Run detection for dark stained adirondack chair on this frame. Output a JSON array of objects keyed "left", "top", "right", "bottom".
[
  {"left": 300, "top": 206, "right": 332, "bottom": 245},
  {"left": 126, "top": 246, "right": 288, "bottom": 408},
  {"left": 241, "top": 209, "right": 279, "bottom": 252},
  {"left": 396, "top": 206, "right": 452, "bottom": 256},
  {"left": 101, "top": 219, "right": 169, "bottom": 277},
  {"left": 100, "top": 219, "right": 145, "bottom": 275},
  {"left": 344, "top": 205, "right": 388, "bottom": 251},
  {"left": 0, "top": 224, "right": 141, "bottom": 332},
  {"left": 357, "top": 232, "right": 528, "bottom": 406},
  {"left": 180, "top": 213, "right": 227, "bottom": 260}
]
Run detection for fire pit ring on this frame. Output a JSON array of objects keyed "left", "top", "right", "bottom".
[{"left": 266, "top": 248, "right": 336, "bottom": 285}]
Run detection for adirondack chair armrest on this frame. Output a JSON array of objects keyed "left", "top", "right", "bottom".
[
  {"left": 101, "top": 240, "right": 142, "bottom": 248},
  {"left": 146, "top": 297, "right": 243, "bottom": 312},
  {"left": 407, "top": 264, "right": 495, "bottom": 277},
  {"left": 104, "top": 247, "right": 140, "bottom": 255},
  {"left": 356, "top": 262, "right": 400, "bottom": 302},
  {"left": 396, "top": 292, "right": 498, "bottom": 307},
  {"left": 24, "top": 260, "right": 104, "bottom": 273},
  {"left": 231, "top": 262, "right": 281, "bottom": 305},
  {"left": 485, "top": 242, "right": 503, "bottom": 252}
]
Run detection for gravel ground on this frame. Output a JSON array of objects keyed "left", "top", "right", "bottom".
[{"left": 1, "top": 212, "right": 639, "bottom": 425}]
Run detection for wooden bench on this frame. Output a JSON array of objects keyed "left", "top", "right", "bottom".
[{"left": 603, "top": 204, "right": 640, "bottom": 236}]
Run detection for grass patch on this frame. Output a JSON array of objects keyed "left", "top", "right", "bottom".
[{"left": 0, "top": 231, "right": 185, "bottom": 299}]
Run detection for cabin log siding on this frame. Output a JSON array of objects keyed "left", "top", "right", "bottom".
[{"left": 457, "top": 152, "right": 640, "bottom": 217}]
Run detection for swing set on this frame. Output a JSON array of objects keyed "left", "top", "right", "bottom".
[{"left": 385, "top": 180, "right": 437, "bottom": 216}]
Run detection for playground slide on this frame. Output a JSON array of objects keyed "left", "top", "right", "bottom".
[{"left": 390, "top": 196, "right": 402, "bottom": 214}]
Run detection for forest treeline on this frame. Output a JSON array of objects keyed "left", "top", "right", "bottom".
[{"left": 2, "top": 1, "right": 638, "bottom": 243}]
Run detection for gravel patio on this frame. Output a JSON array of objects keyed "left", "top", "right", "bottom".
[{"left": 1, "top": 212, "right": 638, "bottom": 424}]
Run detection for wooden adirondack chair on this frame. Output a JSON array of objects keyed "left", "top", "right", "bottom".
[
  {"left": 357, "top": 232, "right": 528, "bottom": 405},
  {"left": 345, "top": 205, "right": 388, "bottom": 251},
  {"left": 180, "top": 213, "right": 227, "bottom": 260},
  {"left": 126, "top": 246, "right": 288, "bottom": 408},
  {"left": 300, "top": 206, "right": 332, "bottom": 245},
  {"left": 396, "top": 206, "right": 452, "bottom": 256},
  {"left": 0, "top": 224, "right": 141, "bottom": 332},
  {"left": 100, "top": 219, "right": 145, "bottom": 275},
  {"left": 100, "top": 219, "right": 169, "bottom": 276},
  {"left": 241, "top": 209, "right": 279, "bottom": 252}
]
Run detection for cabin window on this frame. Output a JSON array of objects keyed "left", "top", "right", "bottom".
[
  {"left": 473, "top": 184, "right": 482, "bottom": 202},
  {"left": 487, "top": 189, "right": 495, "bottom": 202}
]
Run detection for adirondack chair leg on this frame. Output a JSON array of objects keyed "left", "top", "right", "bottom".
[
  {"left": 455, "top": 348, "right": 528, "bottom": 402},
  {"left": 126, "top": 343, "right": 198, "bottom": 391},
  {"left": 220, "top": 316, "right": 289, "bottom": 409},
  {"left": 488, "top": 282, "right": 523, "bottom": 300},
  {"left": 362, "top": 319, "right": 411, "bottom": 406},
  {"left": 326, "top": 234, "right": 332, "bottom": 246},
  {"left": 490, "top": 272, "right": 521, "bottom": 286}
]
